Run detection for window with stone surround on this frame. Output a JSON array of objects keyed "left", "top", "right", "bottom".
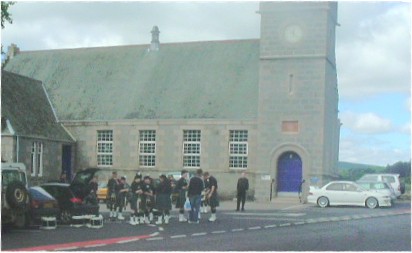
[
  {"left": 229, "top": 130, "right": 248, "bottom": 169},
  {"left": 139, "top": 130, "right": 156, "bottom": 167},
  {"left": 31, "top": 142, "right": 43, "bottom": 176},
  {"left": 183, "top": 130, "right": 201, "bottom": 168},
  {"left": 97, "top": 130, "right": 113, "bottom": 166}
]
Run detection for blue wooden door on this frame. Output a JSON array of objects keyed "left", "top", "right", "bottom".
[
  {"left": 277, "top": 152, "right": 302, "bottom": 192},
  {"left": 62, "top": 145, "right": 72, "bottom": 180}
]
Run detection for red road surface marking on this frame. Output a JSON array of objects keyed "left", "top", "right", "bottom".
[{"left": 7, "top": 234, "right": 153, "bottom": 251}]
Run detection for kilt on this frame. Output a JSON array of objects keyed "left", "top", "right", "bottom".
[
  {"left": 175, "top": 190, "right": 186, "bottom": 209},
  {"left": 140, "top": 195, "right": 155, "bottom": 211},
  {"left": 116, "top": 192, "right": 126, "bottom": 207},
  {"left": 130, "top": 195, "right": 139, "bottom": 210},
  {"left": 208, "top": 192, "right": 219, "bottom": 208},
  {"left": 107, "top": 192, "right": 116, "bottom": 208},
  {"left": 156, "top": 194, "right": 172, "bottom": 211}
]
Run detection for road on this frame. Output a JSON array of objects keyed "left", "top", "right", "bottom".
[{"left": 2, "top": 201, "right": 410, "bottom": 251}]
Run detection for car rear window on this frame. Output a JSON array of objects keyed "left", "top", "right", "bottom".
[
  {"left": 326, "top": 183, "right": 343, "bottom": 191},
  {"left": 359, "top": 175, "right": 378, "bottom": 181},
  {"left": 382, "top": 176, "right": 395, "bottom": 183},
  {"left": 2, "top": 170, "right": 27, "bottom": 187}
]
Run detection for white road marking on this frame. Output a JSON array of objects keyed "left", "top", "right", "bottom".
[
  {"left": 264, "top": 224, "right": 277, "bottom": 228},
  {"left": 171, "top": 235, "right": 187, "bottom": 239},
  {"left": 232, "top": 228, "right": 244, "bottom": 232},
  {"left": 117, "top": 239, "right": 140, "bottom": 244},
  {"left": 146, "top": 237, "right": 163, "bottom": 241},
  {"left": 192, "top": 232, "right": 207, "bottom": 236},
  {"left": 55, "top": 246, "right": 79, "bottom": 251},
  {"left": 158, "top": 227, "right": 164, "bottom": 231},
  {"left": 294, "top": 221, "right": 305, "bottom": 225},
  {"left": 226, "top": 212, "right": 305, "bottom": 217},
  {"left": 305, "top": 219, "right": 318, "bottom": 223},
  {"left": 211, "top": 230, "right": 226, "bottom": 234},
  {"left": 248, "top": 226, "right": 261, "bottom": 230},
  {"left": 232, "top": 217, "right": 304, "bottom": 221},
  {"left": 84, "top": 243, "right": 107, "bottom": 248},
  {"left": 279, "top": 223, "right": 291, "bottom": 227},
  {"left": 329, "top": 217, "right": 341, "bottom": 221}
]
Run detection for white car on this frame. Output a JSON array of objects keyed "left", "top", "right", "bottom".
[
  {"left": 358, "top": 174, "right": 403, "bottom": 198},
  {"left": 307, "top": 181, "right": 392, "bottom": 209},
  {"left": 356, "top": 181, "right": 397, "bottom": 202}
]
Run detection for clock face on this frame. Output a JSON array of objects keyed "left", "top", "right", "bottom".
[{"left": 284, "top": 25, "right": 303, "bottom": 43}]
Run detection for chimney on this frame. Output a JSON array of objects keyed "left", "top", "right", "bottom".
[
  {"left": 7, "top": 43, "right": 20, "bottom": 60},
  {"left": 150, "top": 26, "right": 160, "bottom": 51}
]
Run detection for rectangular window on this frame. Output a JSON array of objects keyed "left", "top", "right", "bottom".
[
  {"left": 31, "top": 142, "right": 43, "bottom": 176},
  {"left": 97, "top": 130, "right": 113, "bottom": 166},
  {"left": 139, "top": 130, "right": 156, "bottom": 167},
  {"left": 183, "top": 130, "right": 201, "bottom": 168},
  {"left": 229, "top": 130, "right": 248, "bottom": 169}
]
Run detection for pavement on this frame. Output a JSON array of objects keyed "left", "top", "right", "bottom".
[{"left": 99, "top": 197, "right": 306, "bottom": 213}]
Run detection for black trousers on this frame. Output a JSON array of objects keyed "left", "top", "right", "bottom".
[{"left": 237, "top": 191, "right": 246, "bottom": 210}]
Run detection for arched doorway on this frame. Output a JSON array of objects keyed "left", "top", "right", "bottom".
[{"left": 277, "top": 151, "right": 302, "bottom": 192}]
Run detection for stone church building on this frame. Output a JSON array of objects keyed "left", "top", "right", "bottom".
[{"left": 3, "top": 2, "right": 340, "bottom": 201}]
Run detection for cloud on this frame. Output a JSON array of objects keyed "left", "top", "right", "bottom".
[
  {"left": 336, "top": 2, "right": 411, "bottom": 99},
  {"left": 340, "top": 111, "right": 394, "bottom": 134},
  {"left": 1, "top": 2, "right": 260, "bottom": 50},
  {"left": 339, "top": 136, "right": 410, "bottom": 165}
]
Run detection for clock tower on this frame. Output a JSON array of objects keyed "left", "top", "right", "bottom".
[{"left": 255, "top": 2, "right": 340, "bottom": 200}]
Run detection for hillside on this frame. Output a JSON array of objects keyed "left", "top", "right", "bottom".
[{"left": 338, "top": 161, "right": 385, "bottom": 171}]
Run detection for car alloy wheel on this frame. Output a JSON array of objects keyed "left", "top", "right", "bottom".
[
  {"left": 366, "top": 197, "right": 378, "bottom": 209},
  {"left": 317, "top": 196, "right": 329, "bottom": 208}
]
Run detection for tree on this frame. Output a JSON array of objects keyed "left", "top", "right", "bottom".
[{"left": 1, "top": 2, "right": 15, "bottom": 29}]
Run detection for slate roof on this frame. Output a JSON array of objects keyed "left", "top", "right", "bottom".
[
  {"left": 1, "top": 71, "right": 74, "bottom": 142},
  {"left": 4, "top": 39, "right": 260, "bottom": 121}
]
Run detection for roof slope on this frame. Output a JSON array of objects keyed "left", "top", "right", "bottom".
[
  {"left": 1, "top": 71, "right": 74, "bottom": 142},
  {"left": 5, "top": 39, "right": 260, "bottom": 121}
]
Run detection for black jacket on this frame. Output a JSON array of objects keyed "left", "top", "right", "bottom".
[
  {"left": 237, "top": 177, "right": 249, "bottom": 193},
  {"left": 188, "top": 176, "right": 204, "bottom": 196}
]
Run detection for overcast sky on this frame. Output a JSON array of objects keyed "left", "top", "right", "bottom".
[{"left": 1, "top": 1, "right": 411, "bottom": 166}]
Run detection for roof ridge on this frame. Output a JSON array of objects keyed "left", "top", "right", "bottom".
[{"left": 19, "top": 38, "right": 259, "bottom": 53}]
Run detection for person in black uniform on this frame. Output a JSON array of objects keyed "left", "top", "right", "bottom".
[
  {"left": 187, "top": 169, "right": 204, "bottom": 223},
  {"left": 155, "top": 174, "right": 172, "bottom": 225},
  {"left": 236, "top": 172, "right": 249, "bottom": 211},
  {"left": 140, "top": 176, "right": 155, "bottom": 224},
  {"left": 115, "top": 176, "right": 129, "bottom": 220},
  {"left": 204, "top": 171, "right": 219, "bottom": 222},
  {"left": 129, "top": 173, "right": 143, "bottom": 225},
  {"left": 175, "top": 170, "right": 189, "bottom": 222},
  {"left": 200, "top": 175, "right": 210, "bottom": 214},
  {"left": 107, "top": 171, "right": 119, "bottom": 219}
]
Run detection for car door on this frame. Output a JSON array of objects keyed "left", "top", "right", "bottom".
[
  {"left": 325, "top": 183, "right": 345, "bottom": 205},
  {"left": 341, "top": 183, "right": 365, "bottom": 206}
]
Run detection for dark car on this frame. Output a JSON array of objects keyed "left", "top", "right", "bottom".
[
  {"left": 28, "top": 186, "right": 59, "bottom": 224},
  {"left": 40, "top": 168, "right": 101, "bottom": 224}
]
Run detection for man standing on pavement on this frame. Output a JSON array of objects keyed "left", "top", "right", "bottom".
[
  {"left": 107, "top": 171, "right": 119, "bottom": 219},
  {"left": 175, "top": 169, "right": 189, "bottom": 222},
  {"left": 203, "top": 171, "right": 219, "bottom": 222},
  {"left": 187, "top": 168, "right": 204, "bottom": 223},
  {"left": 115, "top": 176, "right": 129, "bottom": 220},
  {"left": 236, "top": 172, "right": 249, "bottom": 211}
]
